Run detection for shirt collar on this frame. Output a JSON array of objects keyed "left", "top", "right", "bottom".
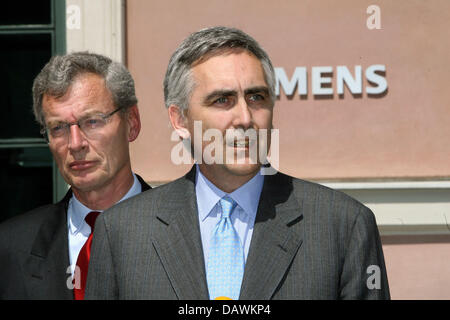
[
  {"left": 195, "top": 164, "right": 264, "bottom": 222},
  {"left": 69, "top": 173, "right": 142, "bottom": 234}
]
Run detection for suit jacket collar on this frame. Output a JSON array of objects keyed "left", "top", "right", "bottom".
[
  {"left": 27, "top": 189, "right": 73, "bottom": 299},
  {"left": 239, "top": 171, "right": 304, "bottom": 299},
  {"left": 152, "top": 166, "right": 210, "bottom": 299},
  {"left": 153, "top": 166, "right": 303, "bottom": 300}
]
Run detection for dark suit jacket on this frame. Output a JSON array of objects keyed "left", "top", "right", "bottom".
[
  {"left": 85, "top": 167, "right": 390, "bottom": 299},
  {"left": 0, "top": 175, "right": 150, "bottom": 300}
]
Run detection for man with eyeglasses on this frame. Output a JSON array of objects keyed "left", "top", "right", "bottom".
[{"left": 0, "top": 52, "right": 151, "bottom": 300}]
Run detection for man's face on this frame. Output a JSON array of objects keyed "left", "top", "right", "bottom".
[
  {"left": 174, "top": 50, "right": 274, "bottom": 186},
  {"left": 42, "top": 73, "right": 139, "bottom": 193}
]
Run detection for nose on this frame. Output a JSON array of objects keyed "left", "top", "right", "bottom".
[
  {"left": 68, "top": 124, "right": 87, "bottom": 151},
  {"left": 232, "top": 98, "right": 252, "bottom": 129}
]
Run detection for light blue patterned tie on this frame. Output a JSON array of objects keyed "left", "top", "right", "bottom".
[{"left": 206, "top": 196, "right": 244, "bottom": 300}]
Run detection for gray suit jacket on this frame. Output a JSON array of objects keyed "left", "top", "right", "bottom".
[{"left": 85, "top": 167, "right": 390, "bottom": 299}]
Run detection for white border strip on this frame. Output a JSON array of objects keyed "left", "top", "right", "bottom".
[{"left": 319, "top": 181, "right": 450, "bottom": 190}]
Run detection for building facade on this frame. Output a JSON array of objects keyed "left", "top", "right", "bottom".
[{"left": 3, "top": 0, "right": 450, "bottom": 299}]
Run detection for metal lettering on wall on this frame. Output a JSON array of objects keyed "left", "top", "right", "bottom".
[{"left": 275, "top": 65, "right": 387, "bottom": 97}]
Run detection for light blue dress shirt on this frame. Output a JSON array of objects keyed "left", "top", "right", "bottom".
[
  {"left": 195, "top": 165, "right": 264, "bottom": 270},
  {"left": 67, "top": 173, "right": 142, "bottom": 275}
]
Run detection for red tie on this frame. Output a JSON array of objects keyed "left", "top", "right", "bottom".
[{"left": 73, "top": 211, "right": 100, "bottom": 300}]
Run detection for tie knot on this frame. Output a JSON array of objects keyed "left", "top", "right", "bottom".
[
  {"left": 85, "top": 211, "right": 101, "bottom": 230},
  {"left": 219, "top": 197, "right": 237, "bottom": 219}
]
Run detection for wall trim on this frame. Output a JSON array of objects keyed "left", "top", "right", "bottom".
[
  {"left": 65, "top": 0, "right": 125, "bottom": 63},
  {"left": 319, "top": 180, "right": 450, "bottom": 190}
]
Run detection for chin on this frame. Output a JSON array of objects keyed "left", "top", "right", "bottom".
[
  {"left": 68, "top": 173, "right": 106, "bottom": 192},
  {"left": 70, "top": 180, "right": 98, "bottom": 192},
  {"left": 223, "top": 163, "right": 261, "bottom": 177}
]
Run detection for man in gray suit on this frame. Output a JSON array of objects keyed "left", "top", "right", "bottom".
[{"left": 85, "top": 27, "right": 390, "bottom": 300}]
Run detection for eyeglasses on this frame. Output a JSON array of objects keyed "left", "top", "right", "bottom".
[{"left": 41, "top": 107, "right": 123, "bottom": 143}]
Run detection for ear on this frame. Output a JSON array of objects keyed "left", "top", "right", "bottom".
[
  {"left": 126, "top": 105, "right": 141, "bottom": 142},
  {"left": 168, "top": 105, "right": 190, "bottom": 139}
]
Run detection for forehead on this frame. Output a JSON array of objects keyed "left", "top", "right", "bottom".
[
  {"left": 190, "top": 50, "right": 267, "bottom": 92},
  {"left": 42, "top": 73, "right": 114, "bottom": 120}
]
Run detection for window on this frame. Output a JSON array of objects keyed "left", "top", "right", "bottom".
[{"left": 0, "top": 1, "right": 66, "bottom": 223}]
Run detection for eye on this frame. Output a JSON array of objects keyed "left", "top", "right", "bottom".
[
  {"left": 81, "top": 117, "right": 105, "bottom": 129},
  {"left": 214, "top": 97, "right": 228, "bottom": 104},
  {"left": 246, "top": 92, "right": 270, "bottom": 108},
  {"left": 248, "top": 93, "right": 265, "bottom": 102},
  {"left": 49, "top": 123, "right": 66, "bottom": 136},
  {"left": 212, "top": 95, "right": 235, "bottom": 108}
]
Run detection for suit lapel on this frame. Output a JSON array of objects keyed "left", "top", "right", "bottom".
[
  {"left": 25, "top": 190, "right": 73, "bottom": 300},
  {"left": 151, "top": 166, "right": 210, "bottom": 299},
  {"left": 240, "top": 172, "right": 304, "bottom": 300}
]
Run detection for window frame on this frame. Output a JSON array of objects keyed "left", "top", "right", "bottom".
[{"left": 0, "top": 0, "right": 67, "bottom": 203}]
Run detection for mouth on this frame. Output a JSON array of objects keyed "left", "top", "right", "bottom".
[
  {"left": 233, "top": 140, "right": 249, "bottom": 148},
  {"left": 227, "top": 138, "right": 257, "bottom": 149},
  {"left": 69, "top": 160, "right": 96, "bottom": 171}
]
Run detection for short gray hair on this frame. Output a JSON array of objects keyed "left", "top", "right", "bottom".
[
  {"left": 163, "top": 26, "right": 276, "bottom": 111},
  {"left": 32, "top": 51, "right": 138, "bottom": 125}
]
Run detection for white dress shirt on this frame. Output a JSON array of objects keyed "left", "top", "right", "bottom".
[
  {"left": 195, "top": 165, "right": 264, "bottom": 270},
  {"left": 67, "top": 173, "right": 142, "bottom": 275}
]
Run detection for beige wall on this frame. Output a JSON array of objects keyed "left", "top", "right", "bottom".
[
  {"left": 120, "top": 0, "right": 450, "bottom": 299},
  {"left": 127, "top": 0, "right": 450, "bottom": 183},
  {"left": 382, "top": 235, "right": 450, "bottom": 299}
]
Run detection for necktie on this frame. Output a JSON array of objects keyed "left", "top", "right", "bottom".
[
  {"left": 73, "top": 211, "right": 100, "bottom": 300},
  {"left": 206, "top": 196, "right": 244, "bottom": 300}
]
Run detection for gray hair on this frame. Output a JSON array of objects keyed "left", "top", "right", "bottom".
[
  {"left": 163, "top": 26, "right": 276, "bottom": 111},
  {"left": 32, "top": 51, "right": 137, "bottom": 125}
]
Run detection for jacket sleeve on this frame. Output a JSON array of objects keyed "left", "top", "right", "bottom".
[
  {"left": 339, "top": 206, "right": 390, "bottom": 299},
  {"left": 85, "top": 214, "right": 118, "bottom": 300}
]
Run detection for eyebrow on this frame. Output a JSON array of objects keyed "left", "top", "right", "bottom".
[
  {"left": 244, "top": 86, "right": 270, "bottom": 96},
  {"left": 204, "top": 89, "right": 237, "bottom": 103},
  {"left": 45, "top": 109, "right": 105, "bottom": 125},
  {"left": 203, "top": 86, "right": 270, "bottom": 103}
]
